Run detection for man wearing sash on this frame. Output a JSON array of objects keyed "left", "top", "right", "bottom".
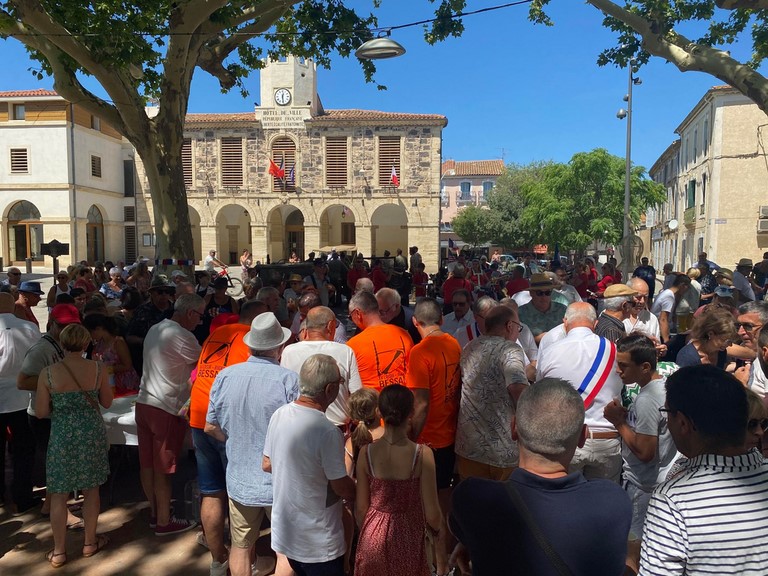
[{"left": 536, "top": 302, "right": 624, "bottom": 482}]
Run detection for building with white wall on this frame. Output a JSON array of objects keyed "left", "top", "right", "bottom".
[
  {"left": 648, "top": 86, "right": 768, "bottom": 271},
  {"left": 0, "top": 89, "right": 135, "bottom": 268}
]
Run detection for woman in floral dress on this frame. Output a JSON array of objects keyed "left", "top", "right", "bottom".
[{"left": 36, "top": 324, "right": 113, "bottom": 568}]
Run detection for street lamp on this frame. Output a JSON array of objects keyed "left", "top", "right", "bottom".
[
  {"left": 616, "top": 59, "right": 642, "bottom": 280},
  {"left": 355, "top": 30, "right": 406, "bottom": 60}
]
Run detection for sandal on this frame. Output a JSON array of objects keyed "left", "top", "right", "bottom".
[
  {"left": 82, "top": 534, "right": 109, "bottom": 558},
  {"left": 45, "top": 550, "right": 67, "bottom": 568}
]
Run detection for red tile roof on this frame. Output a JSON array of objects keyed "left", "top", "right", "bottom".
[
  {"left": 185, "top": 112, "right": 255, "bottom": 124},
  {"left": 442, "top": 159, "right": 504, "bottom": 177},
  {"left": 0, "top": 89, "right": 59, "bottom": 98},
  {"left": 310, "top": 109, "right": 446, "bottom": 122}
]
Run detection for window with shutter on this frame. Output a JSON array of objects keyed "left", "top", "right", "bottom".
[
  {"left": 221, "top": 137, "right": 243, "bottom": 187},
  {"left": 378, "top": 136, "right": 401, "bottom": 187},
  {"left": 124, "top": 206, "right": 136, "bottom": 222},
  {"left": 10, "top": 148, "right": 28, "bottom": 173},
  {"left": 91, "top": 155, "right": 102, "bottom": 178},
  {"left": 325, "top": 137, "right": 348, "bottom": 188},
  {"left": 182, "top": 138, "right": 193, "bottom": 189},
  {"left": 271, "top": 137, "right": 296, "bottom": 192}
]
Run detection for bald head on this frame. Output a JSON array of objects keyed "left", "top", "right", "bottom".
[
  {"left": 306, "top": 306, "right": 336, "bottom": 331},
  {"left": 563, "top": 302, "right": 596, "bottom": 332},
  {"left": 0, "top": 292, "right": 14, "bottom": 314}
]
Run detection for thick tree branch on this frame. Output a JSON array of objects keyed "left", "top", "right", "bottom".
[
  {"left": 716, "top": 0, "right": 768, "bottom": 9},
  {"left": 587, "top": 0, "right": 768, "bottom": 114}
]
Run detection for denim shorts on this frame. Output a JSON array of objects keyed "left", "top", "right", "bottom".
[{"left": 191, "top": 427, "right": 228, "bottom": 494}]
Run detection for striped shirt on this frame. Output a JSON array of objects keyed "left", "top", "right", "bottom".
[{"left": 640, "top": 450, "right": 768, "bottom": 575}]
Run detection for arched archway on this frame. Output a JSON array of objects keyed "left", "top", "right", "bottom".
[
  {"left": 86, "top": 205, "right": 104, "bottom": 263},
  {"left": 215, "top": 204, "right": 251, "bottom": 265},
  {"left": 188, "top": 206, "right": 202, "bottom": 264},
  {"left": 7, "top": 200, "right": 43, "bottom": 263},
  {"left": 268, "top": 205, "right": 304, "bottom": 262},
  {"left": 319, "top": 204, "right": 356, "bottom": 252},
  {"left": 370, "top": 204, "right": 407, "bottom": 258}
]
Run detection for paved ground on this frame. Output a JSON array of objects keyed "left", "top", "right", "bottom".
[{"left": 0, "top": 267, "right": 279, "bottom": 575}]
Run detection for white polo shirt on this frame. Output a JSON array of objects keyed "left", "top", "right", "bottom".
[{"left": 536, "top": 326, "right": 623, "bottom": 433}]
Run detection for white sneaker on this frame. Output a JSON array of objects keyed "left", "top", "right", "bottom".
[{"left": 210, "top": 559, "right": 228, "bottom": 576}]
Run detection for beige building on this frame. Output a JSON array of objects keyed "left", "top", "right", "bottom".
[
  {"left": 440, "top": 159, "right": 504, "bottom": 226},
  {"left": 135, "top": 56, "right": 447, "bottom": 271},
  {"left": 648, "top": 86, "right": 768, "bottom": 271}
]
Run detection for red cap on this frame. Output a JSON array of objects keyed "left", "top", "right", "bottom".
[{"left": 50, "top": 304, "right": 81, "bottom": 325}]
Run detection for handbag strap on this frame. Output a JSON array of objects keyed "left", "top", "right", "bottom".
[
  {"left": 58, "top": 360, "right": 101, "bottom": 412},
  {"left": 504, "top": 481, "right": 574, "bottom": 576}
]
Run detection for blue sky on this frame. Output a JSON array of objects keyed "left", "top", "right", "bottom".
[{"left": 0, "top": 1, "right": 760, "bottom": 172}]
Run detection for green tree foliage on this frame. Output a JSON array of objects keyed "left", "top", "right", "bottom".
[
  {"left": 0, "top": 0, "right": 467, "bottom": 262},
  {"left": 451, "top": 205, "right": 495, "bottom": 248},
  {"left": 530, "top": 0, "right": 768, "bottom": 114},
  {"left": 518, "top": 148, "right": 665, "bottom": 253}
]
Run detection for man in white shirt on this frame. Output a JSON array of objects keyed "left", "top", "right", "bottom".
[
  {"left": 536, "top": 302, "right": 624, "bottom": 482},
  {"left": 650, "top": 274, "right": 690, "bottom": 343},
  {"left": 263, "top": 354, "right": 355, "bottom": 574},
  {"left": 734, "top": 301, "right": 768, "bottom": 396},
  {"left": 453, "top": 296, "right": 497, "bottom": 348},
  {"left": 0, "top": 292, "right": 40, "bottom": 513},
  {"left": 204, "top": 249, "right": 226, "bottom": 272},
  {"left": 734, "top": 258, "right": 757, "bottom": 303},
  {"left": 442, "top": 289, "right": 474, "bottom": 336},
  {"left": 137, "top": 294, "right": 204, "bottom": 535},
  {"left": 281, "top": 306, "right": 362, "bottom": 428}
]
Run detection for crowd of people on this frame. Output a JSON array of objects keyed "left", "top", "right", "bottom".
[{"left": 1, "top": 246, "right": 768, "bottom": 575}]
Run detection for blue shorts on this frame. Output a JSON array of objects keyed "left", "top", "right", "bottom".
[{"left": 191, "top": 427, "right": 228, "bottom": 494}]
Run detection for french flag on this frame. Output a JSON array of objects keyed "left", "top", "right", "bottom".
[
  {"left": 390, "top": 165, "right": 399, "bottom": 187},
  {"left": 577, "top": 337, "right": 617, "bottom": 408}
]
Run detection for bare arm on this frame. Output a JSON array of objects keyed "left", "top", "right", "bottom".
[
  {"left": 18, "top": 372, "right": 39, "bottom": 392},
  {"left": 419, "top": 447, "right": 443, "bottom": 532},
  {"left": 507, "top": 382, "right": 528, "bottom": 409},
  {"left": 35, "top": 370, "right": 51, "bottom": 418},
  {"left": 262, "top": 455, "right": 272, "bottom": 473},
  {"left": 205, "top": 421, "right": 227, "bottom": 442},
  {"left": 355, "top": 449, "right": 371, "bottom": 528},
  {"left": 533, "top": 331, "right": 547, "bottom": 345},
  {"left": 330, "top": 475, "right": 356, "bottom": 502},
  {"left": 409, "top": 388, "right": 430, "bottom": 441},
  {"left": 98, "top": 362, "right": 113, "bottom": 409},
  {"left": 112, "top": 337, "right": 134, "bottom": 374},
  {"left": 659, "top": 311, "right": 670, "bottom": 342},
  {"left": 604, "top": 399, "right": 657, "bottom": 462},
  {"left": 46, "top": 285, "right": 57, "bottom": 308}
]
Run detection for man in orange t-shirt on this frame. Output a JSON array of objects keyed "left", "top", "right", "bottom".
[
  {"left": 347, "top": 291, "right": 413, "bottom": 392},
  {"left": 189, "top": 300, "right": 267, "bottom": 572}
]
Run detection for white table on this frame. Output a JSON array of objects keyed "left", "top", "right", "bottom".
[{"left": 101, "top": 394, "right": 138, "bottom": 446}]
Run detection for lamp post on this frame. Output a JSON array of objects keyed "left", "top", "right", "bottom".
[{"left": 616, "top": 59, "right": 641, "bottom": 280}]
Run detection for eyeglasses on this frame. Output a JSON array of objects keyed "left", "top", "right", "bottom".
[
  {"left": 748, "top": 418, "right": 768, "bottom": 432},
  {"left": 191, "top": 309, "right": 204, "bottom": 318},
  {"left": 155, "top": 289, "right": 174, "bottom": 296},
  {"left": 379, "top": 304, "right": 398, "bottom": 316},
  {"left": 508, "top": 319, "right": 523, "bottom": 330},
  {"left": 736, "top": 322, "right": 764, "bottom": 332},
  {"left": 533, "top": 290, "right": 552, "bottom": 297},
  {"left": 8, "top": 272, "right": 20, "bottom": 276}
]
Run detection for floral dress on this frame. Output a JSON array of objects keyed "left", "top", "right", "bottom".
[{"left": 45, "top": 365, "right": 109, "bottom": 493}]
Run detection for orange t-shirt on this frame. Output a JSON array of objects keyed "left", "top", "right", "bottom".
[
  {"left": 189, "top": 323, "right": 250, "bottom": 429},
  {"left": 347, "top": 324, "right": 413, "bottom": 392},
  {"left": 405, "top": 332, "right": 462, "bottom": 449}
]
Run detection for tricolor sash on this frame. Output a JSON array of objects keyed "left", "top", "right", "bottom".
[{"left": 576, "top": 337, "right": 616, "bottom": 408}]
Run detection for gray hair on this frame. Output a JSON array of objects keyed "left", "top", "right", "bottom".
[
  {"left": 175, "top": 281, "right": 195, "bottom": 295},
  {"left": 564, "top": 302, "right": 596, "bottom": 324},
  {"left": 414, "top": 297, "right": 442, "bottom": 327},
  {"left": 256, "top": 286, "right": 279, "bottom": 301},
  {"left": 299, "top": 354, "right": 340, "bottom": 399},
  {"left": 376, "top": 287, "right": 400, "bottom": 306},
  {"left": 627, "top": 277, "right": 648, "bottom": 292},
  {"left": 516, "top": 378, "right": 585, "bottom": 457},
  {"left": 174, "top": 293, "right": 204, "bottom": 314},
  {"left": 475, "top": 296, "right": 499, "bottom": 315},
  {"left": 356, "top": 277, "right": 374, "bottom": 294},
  {"left": 350, "top": 290, "right": 379, "bottom": 314},
  {"left": 738, "top": 301, "right": 768, "bottom": 324},
  {"left": 603, "top": 295, "right": 633, "bottom": 312},
  {"left": 298, "top": 291, "right": 321, "bottom": 310}
]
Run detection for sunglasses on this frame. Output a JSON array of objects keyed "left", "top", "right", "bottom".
[
  {"left": 748, "top": 418, "right": 768, "bottom": 432},
  {"left": 533, "top": 290, "right": 552, "bottom": 296},
  {"left": 8, "top": 272, "right": 20, "bottom": 276},
  {"left": 155, "top": 289, "right": 174, "bottom": 295},
  {"left": 736, "top": 322, "right": 764, "bottom": 332}
]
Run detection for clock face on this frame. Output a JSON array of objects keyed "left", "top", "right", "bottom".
[{"left": 275, "top": 88, "right": 291, "bottom": 106}]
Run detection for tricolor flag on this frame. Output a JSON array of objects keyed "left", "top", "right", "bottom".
[
  {"left": 576, "top": 337, "right": 617, "bottom": 408},
  {"left": 390, "top": 165, "right": 399, "bottom": 187},
  {"left": 268, "top": 158, "right": 284, "bottom": 179},
  {"left": 287, "top": 164, "right": 295, "bottom": 185}
]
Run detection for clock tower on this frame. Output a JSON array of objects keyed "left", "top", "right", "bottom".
[{"left": 257, "top": 55, "right": 320, "bottom": 118}]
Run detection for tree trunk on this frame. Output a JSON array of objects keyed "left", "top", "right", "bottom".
[{"left": 134, "top": 129, "right": 195, "bottom": 268}]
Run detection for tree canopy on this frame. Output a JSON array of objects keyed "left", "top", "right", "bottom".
[
  {"left": 451, "top": 205, "right": 495, "bottom": 248},
  {"left": 531, "top": 0, "right": 768, "bottom": 114},
  {"left": 0, "top": 0, "right": 468, "bottom": 262}
]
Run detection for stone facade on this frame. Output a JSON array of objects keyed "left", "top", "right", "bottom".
[
  {"left": 648, "top": 86, "right": 768, "bottom": 271},
  {"left": 134, "top": 57, "right": 447, "bottom": 271}
]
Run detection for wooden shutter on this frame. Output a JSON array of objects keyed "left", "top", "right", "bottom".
[
  {"left": 10, "top": 148, "right": 28, "bottom": 173},
  {"left": 378, "top": 136, "right": 401, "bottom": 186},
  {"left": 124, "top": 206, "right": 136, "bottom": 222},
  {"left": 272, "top": 137, "right": 296, "bottom": 192},
  {"left": 124, "top": 226, "right": 137, "bottom": 264},
  {"left": 182, "top": 138, "right": 193, "bottom": 189},
  {"left": 325, "top": 136, "right": 347, "bottom": 188},
  {"left": 91, "top": 155, "right": 102, "bottom": 177},
  {"left": 221, "top": 137, "right": 243, "bottom": 187}
]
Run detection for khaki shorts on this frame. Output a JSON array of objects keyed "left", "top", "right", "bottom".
[
  {"left": 228, "top": 499, "right": 272, "bottom": 549},
  {"left": 456, "top": 454, "right": 514, "bottom": 481}
]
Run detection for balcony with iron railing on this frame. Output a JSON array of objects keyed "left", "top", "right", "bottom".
[{"left": 684, "top": 206, "right": 696, "bottom": 226}]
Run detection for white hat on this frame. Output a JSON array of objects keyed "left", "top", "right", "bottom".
[
  {"left": 242, "top": 312, "right": 292, "bottom": 351},
  {"left": 171, "top": 270, "right": 187, "bottom": 278}
]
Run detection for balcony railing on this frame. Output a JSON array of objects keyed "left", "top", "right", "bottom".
[
  {"left": 457, "top": 196, "right": 474, "bottom": 206},
  {"left": 684, "top": 206, "right": 696, "bottom": 225}
]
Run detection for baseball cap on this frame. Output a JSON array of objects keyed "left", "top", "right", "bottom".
[{"left": 50, "top": 304, "right": 81, "bottom": 325}]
